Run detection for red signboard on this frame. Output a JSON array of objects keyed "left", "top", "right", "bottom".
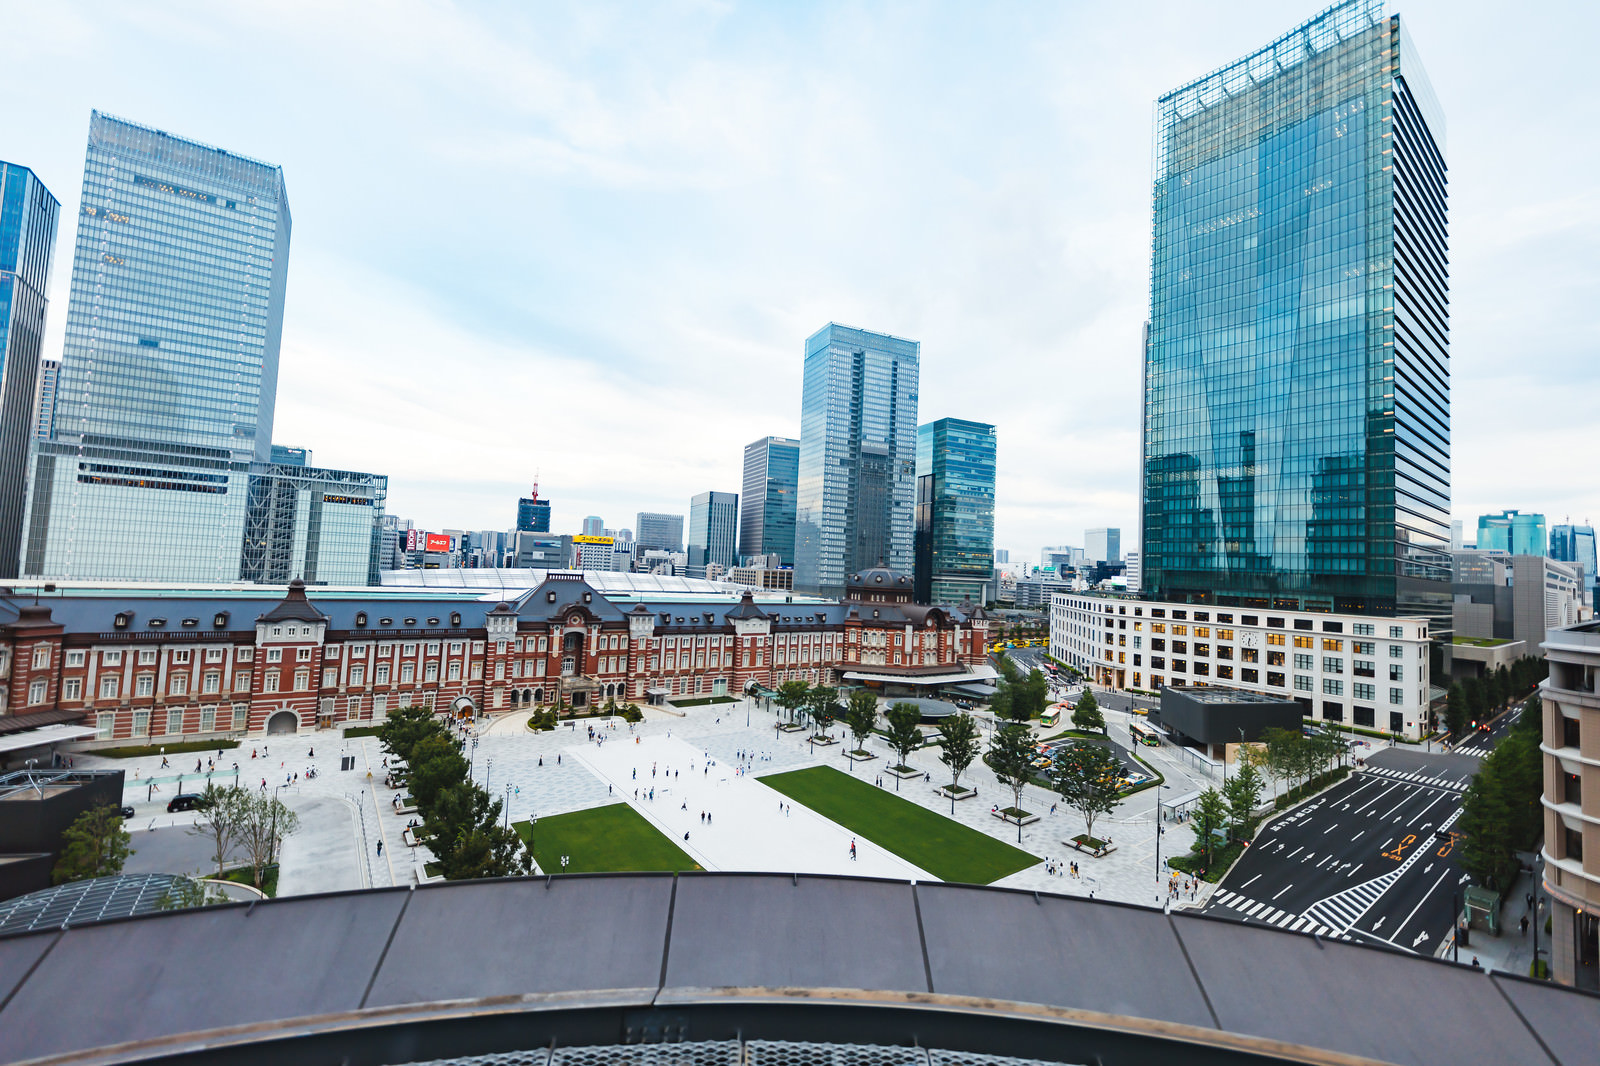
[
  {"left": 405, "top": 528, "right": 418, "bottom": 552},
  {"left": 424, "top": 532, "right": 452, "bottom": 553}
]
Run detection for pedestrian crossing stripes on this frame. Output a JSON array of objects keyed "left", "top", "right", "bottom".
[
  {"left": 1301, "top": 871, "right": 1400, "bottom": 933},
  {"left": 1358, "top": 766, "right": 1467, "bottom": 791},
  {"left": 1207, "top": 890, "right": 1345, "bottom": 940}
]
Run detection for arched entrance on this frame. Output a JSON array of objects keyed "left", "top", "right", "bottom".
[{"left": 266, "top": 711, "right": 298, "bottom": 735}]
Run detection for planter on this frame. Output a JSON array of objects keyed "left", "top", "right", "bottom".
[
  {"left": 1066, "top": 834, "right": 1116, "bottom": 858},
  {"left": 938, "top": 784, "right": 976, "bottom": 801},
  {"left": 809, "top": 735, "right": 839, "bottom": 746},
  {"left": 844, "top": 749, "right": 877, "bottom": 763},
  {"left": 886, "top": 764, "right": 923, "bottom": 780},
  {"left": 991, "top": 807, "right": 1039, "bottom": 826},
  {"left": 777, "top": 723, "right": 807, "bottom": 733}
]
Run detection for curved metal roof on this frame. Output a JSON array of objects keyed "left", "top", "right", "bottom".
[{"left": 0, "top": 873, "right": 1594, "bottom": 1066}]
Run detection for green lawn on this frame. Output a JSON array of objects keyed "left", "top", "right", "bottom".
[
  {"left": 90, "top": 738, "right": 241, "bottom": 759},
  {"left": 759, "top": 765, "right": 1037, "bottom": 884},
  {"left": 513, "top": 803, "right": 702, "bottom": 873}
]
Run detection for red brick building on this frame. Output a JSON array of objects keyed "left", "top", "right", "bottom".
[{"left": 0, "top": 568, "right": 992, "bottom": 748}]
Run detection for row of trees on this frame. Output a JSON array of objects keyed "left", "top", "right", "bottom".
[
  {"left": 1445, "top": 656, "right": 1547, "bottom": 737},
  {"left": 1255, "top": 727, "right": 1349, "bottom": 793},
  {"left": 186, "top": 786, "right": 301, "bottom": 890},
  {"left": 378, "top": 705, "right": 533, "bottom": 879},
  {"left": 1456, "top": 695, "right": 1544, "bottom": 892},
  {"left": 1186, "top": 759, "right": 1267, "bottom": 871}
]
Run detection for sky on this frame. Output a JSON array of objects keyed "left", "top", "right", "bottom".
[{"left": 3, "top": 0, "right": 1596, "bottom": 565}]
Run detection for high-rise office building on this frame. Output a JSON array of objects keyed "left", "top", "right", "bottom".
[
  {"left": 794, "top": 323, "right": 920, "bottom": 598},
  {"left": 1085, "top": 528, "right": 1121, "bottom": 565},
  {"left": 32, "top": 358, "right": 59, "bottom": 442},
  {"left": 516, "top": 483, "right": 551, "bottom": 533},
  {"left": 239, "top": 464, "right": 386, "bottom": 585},
  {"left": 1478, "top": 510, "right": 1546, "bottom": 557},
  {"left": 1550, "top": 523, "right": 1598, "bottom": 607},
  {"left": 635, "top": 511, "right": 684, "bottom": 554},
  {"left": 687, "top": 491, "right": 738, "bottom": 573},
  {"left": 0, "top": 161, "right": 60, "bottom": 579},
  {"left": 1140, "top": 1, "right": 1450, "bottom": 650},
  {"left": 269, "top": 444, "right": 309, "bottom": 466},
  {"left": 581, "top": 516, "right": 604, "bottom": 538},
  {"left": 24, "top": 112, "right": 293, "bottom": 582},
  {"left": 1449, "top": 519, "right": 1464, "bottom": 552},
  {"left": 739, "top": 436, "right": 799, "bottom": 567},
  {"left": 914, "top": 418, "right": 996, "bottom": 605}
]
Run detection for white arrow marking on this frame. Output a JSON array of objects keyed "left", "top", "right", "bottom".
[
  {"left": 1459, "top": 874, "right": 1471, "bottom": 885},
  {"left": 1424, "top": 863, "right": 1433, "bottom": 874},
  {"left": 1373, "top": 917, "right": 1386, "bottom": 931},
  {"left": 1413, "top": 931, "right": 1429, "bottom": 948}
]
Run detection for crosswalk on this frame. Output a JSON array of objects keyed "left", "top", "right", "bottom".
[
  {"left": 1301, "top": 870, "right": 1401, "bottom": 933},
  {"left": 1208, "top": 889, "right": 1350, "bottom": 939},
  {"left": 1358, "top": 766, "right": 1468, "bottom": 790}
]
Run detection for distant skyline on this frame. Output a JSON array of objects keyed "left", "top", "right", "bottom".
[{"left": 3, "top": 1, "right": 1597, "bottom": 562}]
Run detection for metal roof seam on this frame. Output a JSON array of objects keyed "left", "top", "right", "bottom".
[{"left": 1167, "top": 913, "right": 1223, "bottom": 1032}]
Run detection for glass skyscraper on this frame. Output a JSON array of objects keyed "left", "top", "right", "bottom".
[
  {"left": 635, "top": 511, "right": 683, "bottom": 554},
  {"left": 1550, "top": 523, "right": 1598, "bottom": 609},
  {"left": 1477, "top": 509, "right": 1546, "bottom": 557},
  {"left": 0, "top": 161, "right": 60, "bottom": 578},
  {"left": 1141, "top": 1, "right": 1450, "bottom": 645},
  {"left": 914, "top": 418, "right": 995, "bottom": 605},
  {"left": 739, "top": 436, "right": 799, "bottom": 566},
  {"left": 239, "top": 464, "right": 387, "bottom": 585},
  {"left": 687, "top": 491, "right": 738, "bottom": 573},
  {"left": 24, "top": 112, "right": 292, "bottom": 582},
  {"left": 794, "top": 323, "right": 919, "bottom": 598}
]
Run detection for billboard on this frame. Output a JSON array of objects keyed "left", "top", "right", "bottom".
[
  {"left": 405, "top": 528, "right": 418, "bottom": 552},
  {"left": 424, "top": 532, "right": 452, "bottom": 553},
  {"left": 572, "top": 534, "right": 615, "bottom": 545}
]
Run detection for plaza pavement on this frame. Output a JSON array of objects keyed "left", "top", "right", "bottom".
[{"left": 78, "top": 692, "right": 1252, "bottom": 907}]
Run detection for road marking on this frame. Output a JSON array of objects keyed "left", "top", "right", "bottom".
[
  {"left": 1291, "top": 917, "right": 1308, "bottom": 930},
  {"left": 1324, "top": 824, "right": 1337, "bottom": 834},
  {"left": 1286, "top": 846, "right": 1303, "bottom": 859},
  {"left": 1245, "top": 902, "right": 1265, "bottom": 916},
  {"left": 1413, "top": 931, "right": 1430, "bottom": 948},
  {"left": 1372, "top": 916, "right": 1386, "bottom": 931},
  {"left": 1241, "top": 874, "right": 1262, "bottom": 889},
  {"left": 1351, "top": 831, "right": 1364, "bottom": 841},
  {"left": 1273, "top": 883, "right": 1293, "bottom": 900},
  {"left": 1352, "top": 781, "right": 1403, "bottom": 815},
  {"left": 1214, "top": 890, "right": 1233, "bottom": 904},
  {"left": 1388, "top": 866, "right": 1453, "bottom": 946},
  {"left": 1301, "top": 852, "right": 1314, "bottom": 863},
  {"left": 1316, "top": 854, "right": 1332, "bottom": 868}
]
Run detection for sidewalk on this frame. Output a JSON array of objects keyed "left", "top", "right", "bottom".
[{"left": 1442, "top": 852, "right": 1543, "bottom": 977}]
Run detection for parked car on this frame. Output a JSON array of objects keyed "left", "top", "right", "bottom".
[
  {"left": 165, "top": 793, "right": 212, "bottom": 813},
  {"left": 118, "top": 805, "right": 135, "bottom": 819}
]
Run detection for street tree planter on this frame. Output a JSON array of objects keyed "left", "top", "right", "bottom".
[
  {"left": 1066, "top": 834, "right": 1116, "bottom": 858},
  {"left": 844, "top": 749, "right": 877, "bottom": 763},
  {"left": 777, "top": 723, "right": 807, "bottom": 733},
  {"left": 810, "top": 735, "right": 838, "bottom": 746},
  {"left": 937, "top": 784, "right": 976, "bottom": 801},
  {"left": 991, "top": 807, "right": 1039, "bottom": 826},
  {"left": 886, "top": 764, "right": 923, "bottom": 779}
]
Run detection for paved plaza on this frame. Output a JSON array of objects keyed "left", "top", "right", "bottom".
[{"left": 78, "top": 693, "right": 1253, "bottom": 908}]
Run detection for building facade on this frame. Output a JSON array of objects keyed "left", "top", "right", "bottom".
[
  {"left": 0, "top": 570, "right": 990, "bottom": 740},
  {"left": 1085, "top": 529, "right": 1120, "bottom": 565},
  {"left": 516, "top": 489, "right": 551, "bottom": 533},
  {"left": 739, "top": 436, "right": 799, "bottom": 567},
  {"left": 1052, "top": 591, "right": 1433, "bottom": 739},
  {"left": 1550, "top": 523, "right": 1597, "bottom": 608},
  {"left": 635, "top": 512, "right": 684, "bottom": 554},
  {"left": 1141, "top": 1, "right": 1451, "bottom": 656},
  {"left": 1538, "top": 621, "right": 1600, "bottom": 989},
  {"left": 31, "top": 358, "right": 59, "bottom": 443},
  {"left": 1453, "top": 553, "right": 1588, "bottom": 653},
  {"left": 23, "top": 113, "right": 293, "bottom": 583},
  {"left": 794, "top": 323, "right": 920, "bottom": 598},
  {"left": 914, "top": 418, "right": 996, "bottom": 606},
  {"left": 0, "top": 161, "right": 60, "bottom": 580},
  {"left": 1477, "top": 510, "right": 1546, "bottom": 557},
  {"left": 239, "top": 464, "right": 386, "bottom": 586},
  {"left": 687, "top": 491, "right": 738, "bottom": 575},
  {"left": 1124, "top": 551, "right": 1142, "bottom": 594}
]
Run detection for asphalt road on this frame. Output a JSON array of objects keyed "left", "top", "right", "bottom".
[
  {"left": 1449, "top": 700, "right": 1526, "bottom": 757},
  {"left": 1202, "top": 747, "right": 1481, "bottom": 956}
]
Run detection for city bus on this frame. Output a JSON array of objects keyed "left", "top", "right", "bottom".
[
  {"left": 1129, "top": 720, "right": 1162, "bottom": 747},
  {"left": 1040, "top": 705, "right": 1064, "bottom": 728}
]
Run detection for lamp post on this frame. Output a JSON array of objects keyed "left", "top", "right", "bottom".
[
  {"left": 504, "top": 782, "right": 513, "bottom": 832},
  {"left": 485, "top": 756, "right": 492, "bottom": 790}
]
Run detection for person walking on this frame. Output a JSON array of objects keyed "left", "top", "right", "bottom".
[
  {"left": 850, "top": 839, "right": 857, "bottom": 861},
  {"left": 376, "top": 839, "right": 384, "bottom": 856}
]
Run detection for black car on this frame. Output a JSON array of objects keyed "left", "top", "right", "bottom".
[
  {"left": 166, "top": 794, "right": 212, "bottom": 813},
  {"left": 118, "top": 805, "right": 135, "bottom": 819}
]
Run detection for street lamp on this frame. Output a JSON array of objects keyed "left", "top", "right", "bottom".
[
  {"left": 504, "top": 781, "right": 513, "bottom": 831},
  {"left": 485, "top": 756, "right": 492, "bottom": 790}
]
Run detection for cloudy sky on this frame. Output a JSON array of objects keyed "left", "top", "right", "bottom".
[{"left": 4, "top": 0, "right": 1596, "bottom": 562}]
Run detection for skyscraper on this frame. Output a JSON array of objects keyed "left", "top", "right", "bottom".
[
  {"left": 24, "top": 112, "right": 292, "bottom": 582},
  {"left": 1085, "top": 528, "right": 1121, "bottom": 565},
  {"left": 914, "top": 418, "right": 995, "bottom": 605},
  {"left": 1550, "top": 523, "right": 1597, "bottom": 606},
  {"left": 581, "top": 516, "right": 605, "bottom": 538},
  {"left": 516, "top": 483, "right": 551, "bottom": 533},
  {"left": 1478, "top": 510, "right": 1546, "bottom": 557},
  {"left": 0, "top": 161, "right": 60, "bottom": 579},
  {"left": 635, "top": 511, "right": 684, "bottom": 554},
  {"left": 794, "top": 323, "right": 920, "bottom": 598},
  {"left": 1140, "top": 1, "right": 1450, "bottom": 645},
  {"left": 239, "top": 464, "right": 387, "bottom": 585},
  {"left": 687, "top": 491, "right": 738, "bottom": 574},
  {"left": 739, "top": 436, "right": 799, "bottom": 567},
  {"left": 32, "top": 358, "right": 59, "bottom": 441}
]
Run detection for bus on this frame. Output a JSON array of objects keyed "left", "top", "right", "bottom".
[
  {"left": 1129, "top": 721, "right": 1162, "bottom": 747},
  {"left": 1040, "top": 706, "right": 1064, "bottom": 728}
]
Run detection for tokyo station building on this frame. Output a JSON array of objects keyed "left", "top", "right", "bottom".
[{"left": 0, "top": 566, "right": 994, "bottom": 747}]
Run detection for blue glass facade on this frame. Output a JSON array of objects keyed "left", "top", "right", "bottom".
[
  {"left": 517, "top": 495, "right": 552, "bottom": 533},
  {"left": 0, "top": 161, "right": 59, "bottom": 579},
  {"left": 739, "top": 436, "right": 799, "bottom": 566},
  {"left": 24, "top": 113, "right": 293, "bottom": 582},
  {"left": 914, "top": 418, "right": 996, "bottom": 605},
  {"left": 794, "top": 324, "right": 919, "bottom": 598},
  {"left": 1478, "top": 510, "right": 1545, "bottom": 557},
  {"left": 1142, "top": 0, "right": 1450, "bottom": 641},
  {"left": 687, "top": 490, "right": 738, "bottom": 572}
]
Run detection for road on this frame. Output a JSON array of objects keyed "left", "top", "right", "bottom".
[
  {"left": 1449, "top": 700, "right": 1525, "bottom": 757},
  {"left": 1202, "top": 747, "right": 1480, "bottom": 956}
]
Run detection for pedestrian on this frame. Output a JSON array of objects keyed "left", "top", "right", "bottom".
[
  {"left": 539, "top": 756, "right": 544, "bottom": 766},
  {"left": 377, "top": 839, "right": 384, "bottom": 856},
  {"left": 684, "top": 831, "right": 690, "bottom": 841},
  {"left": 308, "top": 747, "right": 314, "bottom": 757},
  {"left": 1520, "top": 915, "right": 1529, "bottom": 937},
  {"left": 1471, "top": 956, "right": 1481, "bottom": 969},
  {"left": 850, "top": 839, "right": 857, "bottom": 860},
  {"left": 1526, "top": 892, "right": 1535, "bottom": 912}
]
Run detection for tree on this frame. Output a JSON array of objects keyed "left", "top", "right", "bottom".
[
  {"left": 987, "top": 721, "right": 1037, "bottom": 841},
  {"left": 1221, "top": 758, "right": 1264, "bottom": 840},
  {"left": 1051, "top": 741, "right": 1121, "bottom": 844},
  {"left": 52, "top": 804, "right": 133, "bottom": 884},
  {"left": 1445, "top": 682, "right": 1469, "bottom": 737},
  {"left": 1462, "top": 676, "right": 1487, "bottom": 730},
  {"left": 807, "top": 685, "right": 839, "bottom": 739},
  {"left": 1259, "top": 727, "right": 1307, "bottom": 791},
  {"left": 409, "top": 732, "right": 469, "bottom": 817},
  {"left": 378, "top": 703, "right": 445, "bottom": 764},
  {"left": 1071, "top": 689, "right": 1104, "bottom": 733},
  {"left": 237, "top": 791, "right": 299, "bottom": 891},
  {"left": 938, "top": 712, "right": 981, "bottom": 811},
  {"left": 1016, "top": 670, "right": 1050, "bottom": 721},
  {"left": 1492, "top": 665, "right": 1512, "bottom": 710},
  {"left": 420, "top": 783, "right": 533, "bottom": 880},
  {"left": 988, "top": 684, "right": 1015, "bottom": 724},
  {"left": 775, "top": 680, "right": 811, "bottom": 724},
  {"left": 1457, "top": 767, "right": 1516, "bottom": 890},
  {"left": 884, "top": 703, "right": 923, "bottom": 787},
  {"left": 1191, "top": 788, "right": 1230, "bottom": 871},
  {"left": 187, "top": 784, "right": 248, "bottom": 876},
  {"left": 844, "top": 690, "right": 878, "bottom": 763}
]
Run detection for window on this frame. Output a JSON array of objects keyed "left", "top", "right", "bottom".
[
  {"left": 205, "top": 647, "right": 225, "bottom": 662},
  {"left": 1353, "top": 683, "right": 1376, "bottom": 701},
  {"left": 1294, "top": 653, "right": 1313, "bottom": 670},
  {"left": 1267, "top": 671, "right": 1285, "bottom": 687},
  {"left": 448, "top": 661, "right": 462, "bottom": 680},
  {"left": 1266, "top": 633, "right": 1285, "bottom": 646},
  {"left": 538, "top": 637, "right": 548, "bottom": 652},
  {"left": 136, "top": 675, "right": 154, "bottom": 697},
  {"left": 1353, "top": 623, "right": 1374, "bottom": 636},
  {"left": 169, "top": 674, "right": 188, "bottom": 696},
  {"left": 97, "top": 712, "right": 116, "bottom": 740},
  {"left": 165, "top": 709, "right": 184, "bottom": 735},
  {"left": 1353, "top": 641, "right": 1375, "bottom": 656},
  {"left": 297, "top": 647, "right": 313, "bottom": 662},
  {"left": 450, "top": 641, "right": 464, "bottom": 655},
  {"left": 1389, "top": 664, "right": 1403, "bottom": 681},
  {"left": 1195, "top": 644, "right": 1210, "bottom": 657},
  {"left": 1294, "top": 675, "right": 1313, "bottom": 692},
  {"left": 375, "top": 664, "right": 391, "bottom": 684},
  {"left": 237, "top": 647, "right": 253, "bottom": 662},
  {"left": 172, "top": 649, "right": 190, "bottom": 664},
  {"left": 352, "top": 645, "right": 367, "bottom": 658},
  {"left": 425, "top": 663, "right": 438, "bottom": 682},
  {"left": 1216, "top": 665, "right": 1233, "bottom": 680},
  {"left": 425, "top": 642, "right": 440, "bottom": 655},
  {"left": 294, "top": 669, "right": 310, "bottom": 690},
  {"left": 1563, "top": 824, "right": 1585, "bottom": 863},
  {"left": 31, "top": 646, "right": 49, "bottom": 669},
  {"left": 133, "top": 710, "right": 150, "bottom": 736},
  {"left": 1194, "top": 627, "right": 1210, "bottom": 639},
  {"left": 1293, "top": 636, "right": 1313, "bottom": 649},
  {"left": 1240, "top": 647, "right": 1256, "bottom": 663},
  {"left": 1563, "top": 771, "right": 1583, "bottom": 807},
  {"left": 1268, "top": 651, "right": 1284, "bottom": 666},
  {"left": 1564, "top": 716, "right": 1581, "bottom": 749},
  {"left": 101, "top": 676, "right": 121, "bottom": 699},
  {"left": 1242, "top": 668, "right": 1258, "bottom": 683},
  {"left": 233, "top": 704, "right": 248, "bottom": 730},
  {"left": 264, "top": 670, "right": 280, "bottom": 693},
  {"left": 1174, "top": 641, "right": 1187, "bottom": 654},
  {"left": 203, "top": 672, "right": 220, "bottom": 694},
  {"left": 104, "top": 650, "right": 124, "bottom": 666},
  {"left": 1390, "top": 626, "right": 1405, "bottom": 638},
  {"left": 1321, "top": 639, "right": 1343, "bottom": 652},
  {"left": 1172, "top": 625, "right": 1187, "bottom": 636},
  {"left": 200, "top": 706, "right": 216, "bottom": 732},
  {"left": 28, "top": 680, "right": 47, "bottom": 704},
  {"left": 66, "top": 650, "right": 85, "bottom": 667},
  {"left": 325, "top": 646, "right": 340, "bottom": 659},
  {"left": 373, "top": 694, "right": 388, "bottom": 715},
  {"left": 1323, "top": 679, "right": 1343, "bottom": 696},
  {"left": 349, "top": 665, "right": 365, "bottom": 686},
  {"left": 1322, "top": 701, "right": 1343, "bottom": 721},
  {"left": 1354, "top": 660, "right": 1375, "bottom": 677},
  {"left": 267, "top": 648, "right": 283, "bottom": 663},
  {"left": 1323, "top": 657, "right": 1343, "bottom": 674},
  {"left": 401, "top": 663, "right": 415, "bottom": 683},
  {"left": 323, "top": 668, "right": 338, "bottom": 686},
  {"left": 138, "top": 649, "right": 156, "bottom": 665},
  {"left": 1390, "top": 687, "right": 1405, "bottom": 705},
  {"left": 63, "top": 677, "right": 82, "bottom": 700},
  {"left": 1388, "top": 644, "right": 1404, "bottom": 658},
  {"left": 234, "top": 672, "right": 251, "bottom": 692}
]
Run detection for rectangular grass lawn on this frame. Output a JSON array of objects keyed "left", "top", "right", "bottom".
[
  {"left": 513, "top": 803, "right": 702, "bottom": 874},
  {"left": 760, "top": 765, "right": 1036, "bottom": 884}
]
